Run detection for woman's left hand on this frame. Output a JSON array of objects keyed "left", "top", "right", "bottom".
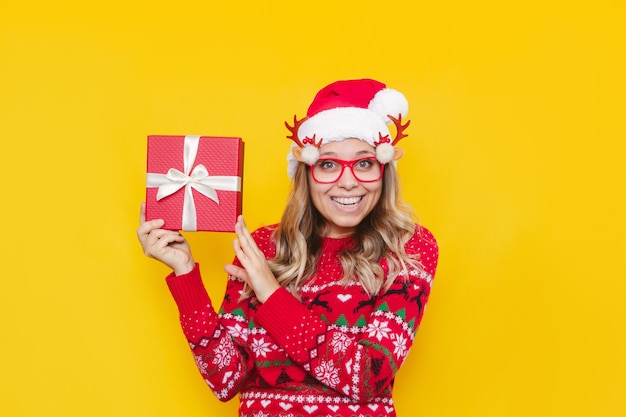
[{"left": 224, "top": 215, "right": 280, "bottom": 303}]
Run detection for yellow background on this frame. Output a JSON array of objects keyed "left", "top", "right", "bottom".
[{"left": 1, "top": 1, "right": 624, "bottom": 416}]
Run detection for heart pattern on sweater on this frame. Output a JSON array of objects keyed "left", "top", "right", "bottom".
[{"left": 279, "top": 402, "right": 293, "bottom": 410}]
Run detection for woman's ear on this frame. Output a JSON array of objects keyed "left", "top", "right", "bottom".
[
  {"left": 393, "top": 147, "right": 404, "bottom": 161},
  {"left": 292, "top": 146, "right": 303, "bottom": 161}
]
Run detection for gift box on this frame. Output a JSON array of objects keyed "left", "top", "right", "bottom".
[{"left": 145, "top": 135, "right": 244, "bottom": 232}]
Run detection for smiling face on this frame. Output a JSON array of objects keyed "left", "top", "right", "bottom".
[{"left": 308, "top": 138, "right": 383, "bottom": 238}]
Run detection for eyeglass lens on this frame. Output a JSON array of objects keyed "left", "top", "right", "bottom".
[{"left": 311, "top": 158, "right": 383, "bottom": 183}]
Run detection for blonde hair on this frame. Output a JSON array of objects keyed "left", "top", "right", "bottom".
[{"left": 267, "top": 161, "right": 421, "bottom": 297}]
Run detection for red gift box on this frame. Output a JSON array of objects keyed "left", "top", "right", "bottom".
[{"left": 145, "top": 135, "right": 244, "bottom": 232}]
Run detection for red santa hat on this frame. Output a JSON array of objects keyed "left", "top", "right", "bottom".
[{"left": 286, "top": 78, "right": 410, "bottom": 178}]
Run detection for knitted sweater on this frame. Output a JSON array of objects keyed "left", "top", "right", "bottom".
[{"left": 166, "top": 224, "right": 438, "bottom": 417}]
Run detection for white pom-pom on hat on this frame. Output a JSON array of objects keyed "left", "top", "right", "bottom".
[
  {"left": 299, "top": 145, "right": 320, "bottom": 165},
  {"left": 369, "top": 88, "right": 409, "bottom": 125},
  {"left": 375, "top": 142, "right": 396, "bottom": 164}
]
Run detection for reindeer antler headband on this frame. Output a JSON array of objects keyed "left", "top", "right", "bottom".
[{"left": 285, "top": 78, "right": 410, "bottom": 178}]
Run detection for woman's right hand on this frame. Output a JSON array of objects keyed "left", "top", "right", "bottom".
[{"left": 137, "top": 202, "right": 195, "bottom": 276}]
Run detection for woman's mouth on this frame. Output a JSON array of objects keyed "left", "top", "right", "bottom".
[{"left": 331, "top": 196, "right": 363, "bottom": 207}]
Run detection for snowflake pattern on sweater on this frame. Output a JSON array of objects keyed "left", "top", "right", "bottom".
[{"left": 165, "top": 224, "right": 438, "bottom": 417}]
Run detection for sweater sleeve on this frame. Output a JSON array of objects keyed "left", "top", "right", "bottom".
[
  {"left": 254, "top": 226, "right": 439, "bottom": 402},
  {"left": 165, "top": 264, "right": 255, "bottom": 401}
]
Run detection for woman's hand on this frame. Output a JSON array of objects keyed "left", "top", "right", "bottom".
[
  {"left": 137, "top": 202, "right": 195, "bottom": 276},
  {"left": 224, "top": 215, "right": 280, "bottom": 303}
]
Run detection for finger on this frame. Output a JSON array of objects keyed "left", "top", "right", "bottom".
[
  {"left": 139, "top": 202, "right": 146, "bottom": 224},
  {"left": 235, "top": 215, "right": 251, "bottom": 239},
  {"left": 233, "top": 215, "right": 245, "bottom": 238},
  {"left": 138, "top": 202, "right": 166, "bottom": 234},
  {"left": 235, "top": 216, "right": 261, "bottom": 255},
  {"left": 153, "top": 232, "right": 184, "bottom": 250},
  {"left": 145, "top": 230, "right": 185, "bottom": 257},
  {"left": 233, "top": 237, "right": 260, "bottom": 273},
  {"left": 224, "top": 263, "right": 248, "bottom": 283},
  {"left": 151, "top": 228, "right": 183, "bottom": 244},
  {"left": 141, "top": 227, "right": 177, "bottom": 248},
  {"left": 137, "top": 218, "right": 165, "bottom": 241},
  {"left": 233, "top": 238, "right": 245, "bottom": 261}
]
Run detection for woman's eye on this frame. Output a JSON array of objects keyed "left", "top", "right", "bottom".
[
  {"left": 356, "top": 159, "right": 372, "bottom": 169},
  {"left": 319, "top": 160, "right": 337, "bottom": 169}
]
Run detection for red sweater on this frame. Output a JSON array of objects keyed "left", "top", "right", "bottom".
[{"left": 166, "top": 224, "right": 438, "bottom": 417}]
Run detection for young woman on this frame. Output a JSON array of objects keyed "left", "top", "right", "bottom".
[{"left": 137, "top": 78, "right": 439, "bottom": 417}]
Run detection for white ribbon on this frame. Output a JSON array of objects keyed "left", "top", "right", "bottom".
[{"left": 146, "top": 135, "right": 242, "bottom": 231}]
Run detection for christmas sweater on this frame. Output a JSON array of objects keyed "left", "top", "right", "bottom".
[{"left": 165, "top": 224, "right": 438, "bottom": 417}]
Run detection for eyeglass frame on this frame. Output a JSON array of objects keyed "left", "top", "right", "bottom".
[{"left": 308, "top": 156, "right": 386, "bottom": 184}]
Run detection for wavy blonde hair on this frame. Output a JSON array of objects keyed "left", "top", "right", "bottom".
[{"left": 267, "top": 161, "right": 422, "bottom": 296}]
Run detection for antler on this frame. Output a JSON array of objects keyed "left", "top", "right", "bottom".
[
  {"left": 388, "top": 114, "right": 410, "bottom": 145},
  {"left": 285, "top": 115, "right": 308, "bottom": 147},
  {"left": 285, "top": 115, "right": 322, "bottom": 148}
]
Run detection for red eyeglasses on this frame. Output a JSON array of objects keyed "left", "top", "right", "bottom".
[{"left": 309, "top": 157, "right": 385, "bottom": 184}]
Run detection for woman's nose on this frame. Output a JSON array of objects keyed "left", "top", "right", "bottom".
[{"left": 336, "top": 166, "right": 358, "bottom": 189}]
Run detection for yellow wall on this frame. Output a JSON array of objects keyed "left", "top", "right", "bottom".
[{"left": 1, "top": 1, "right": 624, "bottom": 416}]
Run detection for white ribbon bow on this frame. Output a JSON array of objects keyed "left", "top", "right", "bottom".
[{"left": 146, "top": 135, "right": 241, "bottom": 231}]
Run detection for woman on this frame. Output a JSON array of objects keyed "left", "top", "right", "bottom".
[{"left": 137, "top": 78, "right": 439, "bottom": 417}]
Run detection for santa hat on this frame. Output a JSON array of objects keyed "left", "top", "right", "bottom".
[{"left": 286, "top": 78, "right": 410, "bottom": 178}]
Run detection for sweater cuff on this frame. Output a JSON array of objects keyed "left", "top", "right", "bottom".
[
  {"left": 165, "top": 263, "right": 212, "bottom": 315},
  {"left": 255, "top": 287, "right": 318, "bottom": 343}
]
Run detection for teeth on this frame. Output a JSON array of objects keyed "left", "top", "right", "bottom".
[{"left": 332, "top": 196, "right": 362, "bottom": 205}]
